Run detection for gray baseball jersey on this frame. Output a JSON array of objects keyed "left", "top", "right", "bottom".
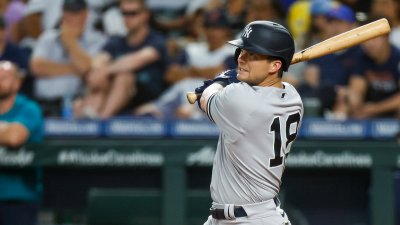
[{"left": 206, "top": 81, "right": 303, "bottom": 205}]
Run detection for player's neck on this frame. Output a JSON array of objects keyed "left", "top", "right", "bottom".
[{"left": 259, "top": 76, "right": 283, "bottom": 88}]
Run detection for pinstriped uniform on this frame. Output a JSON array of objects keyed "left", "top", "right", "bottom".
[{"left": 203, "top": 81, "right": 303, "bottom": 225}]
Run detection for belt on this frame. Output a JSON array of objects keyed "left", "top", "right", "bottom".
[
  {"left": 210, "top": 197, "right": 280, "bottom": 220},
  {"left": 210, "top": 206, "right": 247, "bottom": 219}
]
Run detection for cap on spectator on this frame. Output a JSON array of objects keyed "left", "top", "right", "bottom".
[
  {"left": 310, "top": 0, "right": 333, "bottom": 15},
  {"left": 24, "top": 0, "right": 47, "bottom": 16},
  {"left": 63, "top": 0, "right": 87, "bottom": 12},
  {"left": 203, "top": 8, "right": 230, "bottom": 28},
  {"left": 327, "top": 3, "right": 356, "bottom": 23}
]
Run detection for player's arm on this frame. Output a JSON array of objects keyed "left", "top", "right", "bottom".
[
  {"left": 0, "top": 122, "right": 29, "bottom": 149},
  {"left": 199, "top": 82, "right": 224, "bottom": 112},
  {"left": 196, "top": 69, "right": 239, "bottom": 112}
]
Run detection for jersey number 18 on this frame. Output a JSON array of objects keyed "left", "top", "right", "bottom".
[{"left": 269, "top": 112, "right": 301, "bottom": 167}]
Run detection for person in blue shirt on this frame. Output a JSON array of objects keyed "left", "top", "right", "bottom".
[
  {"left": 299, "top": 3, "right": 361, "bottom": 118},
  {"left": 347, "top": 18, "right": 400, "bottom": 118},
  {"left": 0, "top": 61, "right": 44, "bottom": 225}
]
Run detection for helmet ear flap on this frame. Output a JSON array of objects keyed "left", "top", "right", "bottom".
[{"left": 234, "top": 48, "right": 241, "bottom": 64}]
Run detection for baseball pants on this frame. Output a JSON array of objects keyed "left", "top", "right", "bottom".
[{"left": 203, "top": 198, "right": 291, "bottom": 225}]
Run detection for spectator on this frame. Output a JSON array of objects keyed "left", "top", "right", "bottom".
[
  {"left": 287, "top": 0, "right": 311, "bottom": 45},
  {"left": 0, "top": 61, "right": 44, "bottom": 225},
  {"left": 299, "top": 3, "right": 361, "bottom": 118},
  {"left": 26, "top": 0, "right": 114, "bottom": 31},
  {"left": 3, "top": 0, "right": 27, "bottom": 42},
  {"left": 11, "top": 0, "right": 46, "bottom": 52},
  {"left": 223, "top": 0, "right": 246, "bottom": 33},
  {"left": 245, "top": 0, "right": 286, "bottom": 28},
  {"left": 165, "top": 8, "right": 235, "bottom": 84},
  {"left": 75, "top": 0, "right": 168, "bottom": 119},
  {"left": 370, "top": 0, "right": 400, "bottom": 49},
  {"left": 135, "top": 8, "right": 234, "bottom": 120},
  {"left": 30, "top": 0, "right": 106, "bottom": 117},
  {"left": 347, "top": 17, "right": 400, "bottom": 118},
  {"left": 146, "top": 0, "right": 190, "bottom": 37},
  {"left": 0, "top": 14, "right": 32, "bottom": 97},
  {"left": 0, "top": 15, "right": 28, "bottom": 70},
  {"left": 306, "top": 0, "right": 337, "bottom": 47}
]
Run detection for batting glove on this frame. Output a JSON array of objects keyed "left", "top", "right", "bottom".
[
  {"left": 194, "top": 79, "right": 214, "bottom": 108},
  {"left": 213, "top": 69, "right": 239, "bottom": 87},
  {"left": 193, "top": 70, "right": 239, "bottom": 109}
]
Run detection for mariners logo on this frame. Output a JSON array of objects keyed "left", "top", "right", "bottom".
[{"left": 243, "top": 26, "right": 252, "bottom": 38}]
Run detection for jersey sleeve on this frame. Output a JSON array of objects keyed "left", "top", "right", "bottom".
[{"left": 206, "top": 83, "right": 256, "bottom": 142}]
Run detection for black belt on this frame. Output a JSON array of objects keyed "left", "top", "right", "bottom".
[
  {"left": 210, "top": 197, "right": 280, "bottom": 220},
  {"left": 210, "top": 206, "right": 247, "bottom": 219}
]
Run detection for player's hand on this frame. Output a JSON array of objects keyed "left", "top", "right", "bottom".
[
  {"left": 213, "top": 69, "right": 239, "bottom": 87},
  {"left": 193, "top": 70, "right": 239, "bottom": 108},
  {"left": 194, "top": 79, "right": 214, "bottom": 108},
  {"left": 194, "top": 70, "right": 239, "bottom": 95},
  {"left": 195, "top": 79, "right": 214, "bottom": 95}
]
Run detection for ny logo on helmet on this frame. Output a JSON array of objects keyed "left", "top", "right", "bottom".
[{"left": 243, "top": 26, "right": 252, "bottom": 38}]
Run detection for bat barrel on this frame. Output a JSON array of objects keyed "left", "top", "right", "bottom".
[{"left": 291, "top": 18, "right": 391, "bottom": 64}]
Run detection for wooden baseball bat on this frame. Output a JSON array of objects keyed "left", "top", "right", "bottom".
[{"left": 187, "top": 18, "right": 391, "bottom": 104}]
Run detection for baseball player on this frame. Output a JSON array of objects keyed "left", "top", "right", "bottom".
[{"left": 194, "top": 21, "right": 304, "bottom": 225}]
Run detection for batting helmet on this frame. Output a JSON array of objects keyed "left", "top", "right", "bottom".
[{"left": 228, "top": 21, "right": 295, "bottom": 71}]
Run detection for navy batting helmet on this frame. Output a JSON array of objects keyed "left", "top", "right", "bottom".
[{"left": 228, "top": 21, "right": 295, "bottom": 71}]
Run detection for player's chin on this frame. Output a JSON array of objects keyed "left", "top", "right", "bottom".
[
  {"left": 237, "top": 69, "right": 249, "bottom": 80},
  {"left": 236, "top": 73, "right": 245, "bottom": 82}
]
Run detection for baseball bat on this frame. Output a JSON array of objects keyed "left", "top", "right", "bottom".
[{"left": 186, "top": 18, "right": 391, "bottom": 104}]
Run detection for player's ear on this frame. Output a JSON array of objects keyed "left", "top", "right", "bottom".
[{"left": 269, "top": 60, "right": 282, "bottom": 74}]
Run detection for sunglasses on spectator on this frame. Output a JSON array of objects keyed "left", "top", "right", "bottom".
[{"left": 121, "top": 9, "right": 143, "bottom": 17}]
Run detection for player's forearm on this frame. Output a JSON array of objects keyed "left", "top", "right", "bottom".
[{"left": 200, "top": 82, "right": 224, "bottom": 111}]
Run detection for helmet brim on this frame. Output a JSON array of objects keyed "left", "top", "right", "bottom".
[{"left": 227, "top": 39, "right": 244, "bottom": 48}]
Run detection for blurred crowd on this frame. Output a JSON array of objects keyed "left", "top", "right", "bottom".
[
  {"left": 0, "top": 0, "right": 399, "bottom": 121},
  {"left": 0, "top": 1, "right": 399, "bottom": 224}
]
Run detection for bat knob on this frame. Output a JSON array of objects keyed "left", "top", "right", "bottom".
[{"left": 186, "top": 92, "right": 199, "bottom": 104}]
